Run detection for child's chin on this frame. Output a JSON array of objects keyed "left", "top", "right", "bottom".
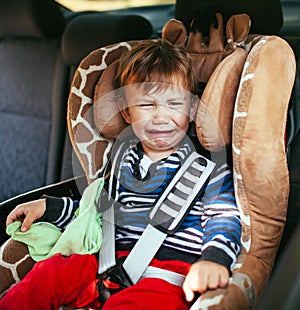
[{"left": 152, "top": 139, "right": 176, "bottom": 150}]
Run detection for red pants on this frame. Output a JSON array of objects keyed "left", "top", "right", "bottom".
[{"left": 0, "top": 252, "right": 191, "bottom": 310}]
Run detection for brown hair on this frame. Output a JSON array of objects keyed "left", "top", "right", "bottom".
[{"left": 114, "top": 39, "right": 197, "bottom": 94}]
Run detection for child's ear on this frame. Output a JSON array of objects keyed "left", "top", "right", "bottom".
[{"left": 118, "top": 98, "right": 132, "bottom": 124}]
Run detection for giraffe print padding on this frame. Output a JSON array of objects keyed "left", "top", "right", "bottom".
[
  {"left": 0, "top": 239, "right": 35, "bottom": 299},
  {"left": 67, "top": 41, "right": 139, "bottom": 182}
]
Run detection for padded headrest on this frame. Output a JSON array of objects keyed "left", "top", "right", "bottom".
[
  {"left": 175, "top": 0, "right": 283, "bottom": 35},
  {"left": 93, "top": 14, "right": 250, "bottom": 151},
  {"left": 0, "top": 0, "right": 65, "bottom": 39},
  {"left": 62, "top": 13, "right": 153, "bottom": 66}
]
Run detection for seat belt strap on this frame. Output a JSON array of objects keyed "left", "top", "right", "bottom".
[
  {"left": 98, "top": 146, "right": 215, "bottom": 284},
  {"left": 141, "top": 266, "right": 185, "bottom": 287},
  {"left": 98, "top": 141, "right": 125, "bottom": 275},
  {"left": 122, "top": 152, "right": 215, "bottom": 284},
  {"left": 148, "top": 151, "right": 215, "bottom": 233},
  {"left": 98, "top": 206, "right": 116, "bottom": 274},
  {"left": 122, "top": 224, "right": 167, "bottom": 284}
]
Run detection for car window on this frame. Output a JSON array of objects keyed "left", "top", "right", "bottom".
[{"left": 55, "top": 0, "right": 175, "bottom": 11}]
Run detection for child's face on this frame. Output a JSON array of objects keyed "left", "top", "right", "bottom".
[{"left": 119, "top": 83, "right": 197, "bottom": 161}]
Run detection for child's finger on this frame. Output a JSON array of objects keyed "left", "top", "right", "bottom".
[
  {"left": 182, "top": 280, "right": 195, "bottom": 302},
  {"left": 6, "top": 207, "right": 26, "bottom": 227},
  {"left": 20, "top": 208, "right": 37, "bottom": 231},
  {"left": 21, "top": 214, "right": 35, "bottom": 232}
]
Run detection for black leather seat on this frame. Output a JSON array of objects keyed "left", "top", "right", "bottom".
[
  {"left": 175, "top": 0, "right": 283, "bottom": 35},
  {"left": 0, "top": 0, "right": 67, "bottom": 202},
  {"left": 0, "top": 2, "right": 153, "bottom": 201}
]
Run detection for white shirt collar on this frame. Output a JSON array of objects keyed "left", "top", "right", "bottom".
[{"left": 139, "top": 154, "right": 153, "bottom": 178}]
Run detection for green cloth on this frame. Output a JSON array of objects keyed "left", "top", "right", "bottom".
[{"left": 6, "top": 177, "right": 104, "bottom": 262}]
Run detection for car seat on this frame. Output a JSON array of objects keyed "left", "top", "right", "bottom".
[
  {"left": 65, "top": 13, "right": 296, "bottom": 310},
  {"left": 0, "top": 11, "right": 296, "bottom": 310}
]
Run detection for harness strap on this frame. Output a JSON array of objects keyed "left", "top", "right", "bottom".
[
  {"left": 123, "top": 152, "right": 215, "bottom": 284},
  {"left": 97, "top": 141, "right": 125, "bottom": 274},
  {"left": 122, "top": 223, "right": 167, "bottom": 284},
  {"left": 98, "top": 206, "right": 116, "bottom": 274},
  {"left": 148, "top": 151, "right": 215, "bottom": 234},
  {"left": 141, "top": 266, "right": 186, "bottom": 287},
  {"left": 98, "top": 142, "right": 215, "bottom": 286}
]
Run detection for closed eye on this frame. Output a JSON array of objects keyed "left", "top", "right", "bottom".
[
  {"left": 168, "top": 101, "right": 185, "bottom": 109},
  {"left": 138, "top": 103, "right": 154, "bottom": 109}
]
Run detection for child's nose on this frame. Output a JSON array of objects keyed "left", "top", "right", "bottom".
[{"left": 152, "top": 105, "right": 170, "bottom": 124}]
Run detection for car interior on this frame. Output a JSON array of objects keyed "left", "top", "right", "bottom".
[{"left": 0, "top": 0, "right": 299, "bottom": 309}]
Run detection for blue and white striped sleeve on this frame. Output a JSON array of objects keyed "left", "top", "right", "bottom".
[
  {"left": 39, "top": 195, "right": 80, "bottom": 230},
  {"left": 199, "top": 163, "right": 241, "bottom": 270}
]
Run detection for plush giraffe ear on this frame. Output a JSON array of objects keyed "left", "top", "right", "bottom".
[
  {"left": 226, "top": 14, "right": 251, "bottom": 49},
  {"left": 161, "top": 18, "right": 187, "bottom": 45}
]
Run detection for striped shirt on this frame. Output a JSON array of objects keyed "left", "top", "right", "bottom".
[
  {"left": 112, "top": 138, "right": 241, "bottom": 269},
  {"left": 44, "top": 137, "right": 241, "bottom": 269}
]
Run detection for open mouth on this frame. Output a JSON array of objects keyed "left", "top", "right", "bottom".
[{"left": 146, "top": 129, "right": 175, "bottom": 138}]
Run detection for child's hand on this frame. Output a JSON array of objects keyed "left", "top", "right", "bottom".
[
  {"left": 183, "top": 260, "right": 229, "bottom": 302},
  {"left": 6, "top": 199, "right": 46, "bottom": 232}
]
